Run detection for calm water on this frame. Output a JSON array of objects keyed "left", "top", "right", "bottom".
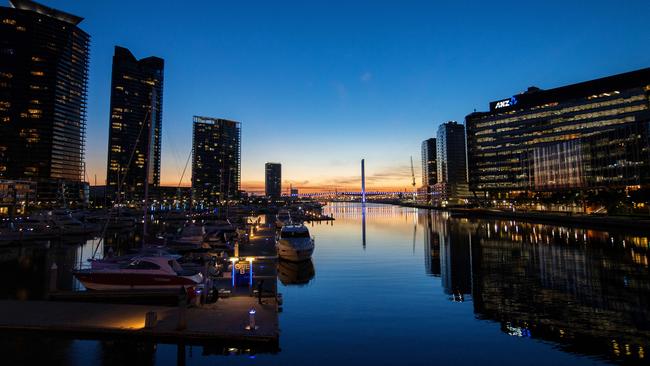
[{"left": 1, "top": 202, "right": 649, "bottom": 365}]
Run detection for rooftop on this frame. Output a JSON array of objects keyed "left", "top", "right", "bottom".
[{"left": 9, "top": 0, "right": 83, "bottom": 25}]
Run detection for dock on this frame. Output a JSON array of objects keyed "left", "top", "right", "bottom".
[{"left": 0, "top": 220, "right": 281, "bottom": 352}]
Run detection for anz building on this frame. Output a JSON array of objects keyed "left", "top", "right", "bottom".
[{"left": 465, "top": 68, "right": 650, "bottom": 199}]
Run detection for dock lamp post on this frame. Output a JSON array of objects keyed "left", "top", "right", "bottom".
[
  {"left": 230, "top": 257, "right": 239, "bottom": 288},
  {"left": 246, "top": 257, "right": 254, "bottom": 288}
]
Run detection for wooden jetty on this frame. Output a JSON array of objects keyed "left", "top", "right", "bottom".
[
  {"left": 0, "top": 296, "right": 278, "bottom": 345},
  {"left": 0, "top": 221, "right": 282, "bottom": 351}
]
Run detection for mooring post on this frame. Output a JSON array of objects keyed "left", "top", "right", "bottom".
[
  {"left": 144, "top": 311, "right": 158, "bottom": 329},
  {"left": 49, "top": 263, "right": 58, "bottom": 293},
  {"left": 177, "top": 287, "right": 187, "bottom": 330}
]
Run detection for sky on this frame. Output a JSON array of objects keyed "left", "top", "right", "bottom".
[{"left": 37, "top": 0, "right": 650, "bottom": 193}]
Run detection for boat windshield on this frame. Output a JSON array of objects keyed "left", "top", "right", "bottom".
[
  {"left": 168, "top": 260, "right": 183, "bottom": 273},
  {"left": 281, "top": 230, "right": 310, "bottom": 238},
  {"left": 125, "top": 260, "right": 161, "bottom": 270}
]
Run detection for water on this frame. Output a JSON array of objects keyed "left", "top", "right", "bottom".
[{"left": 1, "top": 202, "right": 649, "bottom": 365}]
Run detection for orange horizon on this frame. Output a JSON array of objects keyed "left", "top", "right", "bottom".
[{"left": 90, "top": 180, "right": 416, "bottom": 194}]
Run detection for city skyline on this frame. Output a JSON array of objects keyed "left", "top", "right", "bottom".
[{"left": 31, "top": 0, "right": 650, "bottom": 193}]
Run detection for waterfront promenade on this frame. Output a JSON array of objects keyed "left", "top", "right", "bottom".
[{"left": 0, "top": 221, "right": 280, "bottom": 350}]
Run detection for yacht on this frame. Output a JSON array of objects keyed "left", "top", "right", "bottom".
[
  {"left": 74, "top": 256, "right": 204, "bottom": 291},
  {"left": 169, "top": 223, "right": 206, "bottom": 248},
  {"left": 88, "top": 247, "right": 182, "bottom": 269},
  {"left": 275, "top": 209, "right": 292, "bottom": 229},
  {"left": 49, "top": 210, "right": 101, "bottom": 235},
  {"left": 276, "top": 224, "right": 314, "bottom": 262}
]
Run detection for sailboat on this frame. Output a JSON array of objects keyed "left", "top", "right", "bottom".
[{"left": 74, "top": 93, "right": 204, "bottom": 291}]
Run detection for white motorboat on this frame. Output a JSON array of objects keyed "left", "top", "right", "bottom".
[
  {"left": 275, "top": 209, "right": 292, "bottom": 229},
  {"left": 88, "top": 247, "right": 182, "bottom": 269},
  {"left": 171, "top": 223, "right": 206, "bottom": 248},
  {"left": 74, "top": 256, "right": 204, "bottom": 291},
  {"left": 276, "top": 224, "right": 315, "bottom": 262},
  {"left": 49, "top": 210, "right": 101, "bottom": 235}
]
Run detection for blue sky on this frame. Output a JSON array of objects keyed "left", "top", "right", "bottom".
[{"left": 39, "top": 0, "right": 650, "bottom": 192}]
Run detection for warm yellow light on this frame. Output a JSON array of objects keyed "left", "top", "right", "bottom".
[{"left": 245, "top": 257, "right": 255, "bottom": 262}]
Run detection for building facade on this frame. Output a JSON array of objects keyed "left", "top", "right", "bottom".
[
  {"left": 0, "top": 0, "right": 90, "bottom": 206},
  {"left": 421, "top": 138, "right": 437, "bottom": 187},
  {"left": 265, "top": 163, "right": 281, "bottom": 198},
  {"left": 419, "top": 137, "right": 437, "bottom": 203},
  {"left": 435, "top": 121, "right": 468, "bottom": 202},
  {"left": 106, "top": 46, "right": 163, "bottom": 203},
  {"left": 191, "top": 116, "right": 241, "bottom": 203},
  {"left": 465, "top": 68, "right": 650, "bottom": 200}
]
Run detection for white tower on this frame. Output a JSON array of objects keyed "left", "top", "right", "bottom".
[{"left": 361, "top": 159, "right": 366, "bottom": 204}]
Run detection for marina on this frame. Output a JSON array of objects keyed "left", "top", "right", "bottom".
[
  {"left": 0, "top": 209, "right": 298, "bottom": 353},
  {"left": 0, "top": 203, "right": 649, "bottom": 364},
  {"left": 0, "top": 0, "right": 649, "bottom": 365}
]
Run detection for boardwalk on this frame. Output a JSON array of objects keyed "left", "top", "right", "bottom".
[
  {"left": 0, "top": 296, "right": 278, "bottom": 344},
  {"left": 0, "top": 220, "right": 281, "bottom": 351}
]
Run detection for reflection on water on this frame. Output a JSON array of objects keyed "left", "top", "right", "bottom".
[
  {"left": 0, "top": 203, "right": 648, "bottom": 365},
  {"left": 278, "top": 259, "right": 315, "bottom": 286},
  {"left": 414, "top": 206, "right": 650, "bottom": 364}
]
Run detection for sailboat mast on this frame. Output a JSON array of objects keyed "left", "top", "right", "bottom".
[{"left": 142, "top": 87, "right": 156, "bottom": 246}]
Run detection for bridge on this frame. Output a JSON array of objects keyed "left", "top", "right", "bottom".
[{"left": 283, "top": 191, "right": 413, "bottom": 199}]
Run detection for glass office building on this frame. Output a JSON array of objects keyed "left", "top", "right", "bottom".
[
  {"left": 0, "top": 0, "right": 89, "bottom": 205},
  {"left": 466, "top": 68, "right": 650, "bottom": 198},
  {"left": 434, "top": 121, "right": 469, "bottom": 202},
  {"left": 191, "top": 116, "right": 241, "bottom": 203}
]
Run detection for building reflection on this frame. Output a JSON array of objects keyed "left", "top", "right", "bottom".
[
  {"left": 421, "top": 212, "right": 650, "bottom": 363},
  {"left": 422, "top": 212, "right": 440, "bottom": 276}
]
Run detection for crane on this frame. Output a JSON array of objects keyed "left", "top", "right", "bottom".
[{"left": 410, "top": 156, "right": 417, "bottom": 201}]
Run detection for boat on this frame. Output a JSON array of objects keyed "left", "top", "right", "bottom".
[
  {"left": 204, "top": 220, "right": 236, "bottom": 249},
  {"left": 48, "top": 210, "right": 101, "bottom": 235},
  {"left": 276, "top": 224, "right": 315, "bottom": 262},
  {"left": 170, "top": 223, "right": 206, "bottom": 248},
  {"left": 2, "top": 216, "right": 56, "bottom": 241},
  {"left": 88, "top": 247, "right": 182, "bottom": 269},
  {"left": 275, "top": 209, "right": 292, "bottom": 229},
  {"left": 74, "top": 256, "right": 204, "bottom": 291}
]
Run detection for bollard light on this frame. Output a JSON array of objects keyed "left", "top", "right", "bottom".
[{"left": 246, "top": 307, "right": 258, "bottom": 330}]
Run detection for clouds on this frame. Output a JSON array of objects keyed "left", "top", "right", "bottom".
[{"left": 360, "top": 71, "right": 372, "bottom": 82}]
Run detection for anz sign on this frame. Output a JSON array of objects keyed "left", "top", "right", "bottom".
[{"left": 494, "top": 96, "right": 518, "bottom": 109}]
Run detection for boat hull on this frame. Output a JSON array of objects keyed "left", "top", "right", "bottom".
[
  {"left": 277, "top": 241, "right": 314, "bottom": 262},
  {"left": 74, "top": 272, "right": 202, "bottom": 291}
]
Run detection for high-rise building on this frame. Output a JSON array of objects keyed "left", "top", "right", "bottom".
[
  {"left": 106, "top": 46, "right": 163, "bottom": 203},
  {"left": 265, "top": 163, "right": 281, "bottom": 198},
  {"left": 435, "top": 121, "right": 468, "bottom": 201},
  {"left": 421, "top": 138, "right": 437, "bottom": 187},
  {"left": 191, "top": 116, "right": 241, "bottom": 202},
  {"left": 465, "top": 68, "right": 650, "bottom": 199},
  {"left": 0, "top": 0, "right": 90, "bottom": 206}
]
